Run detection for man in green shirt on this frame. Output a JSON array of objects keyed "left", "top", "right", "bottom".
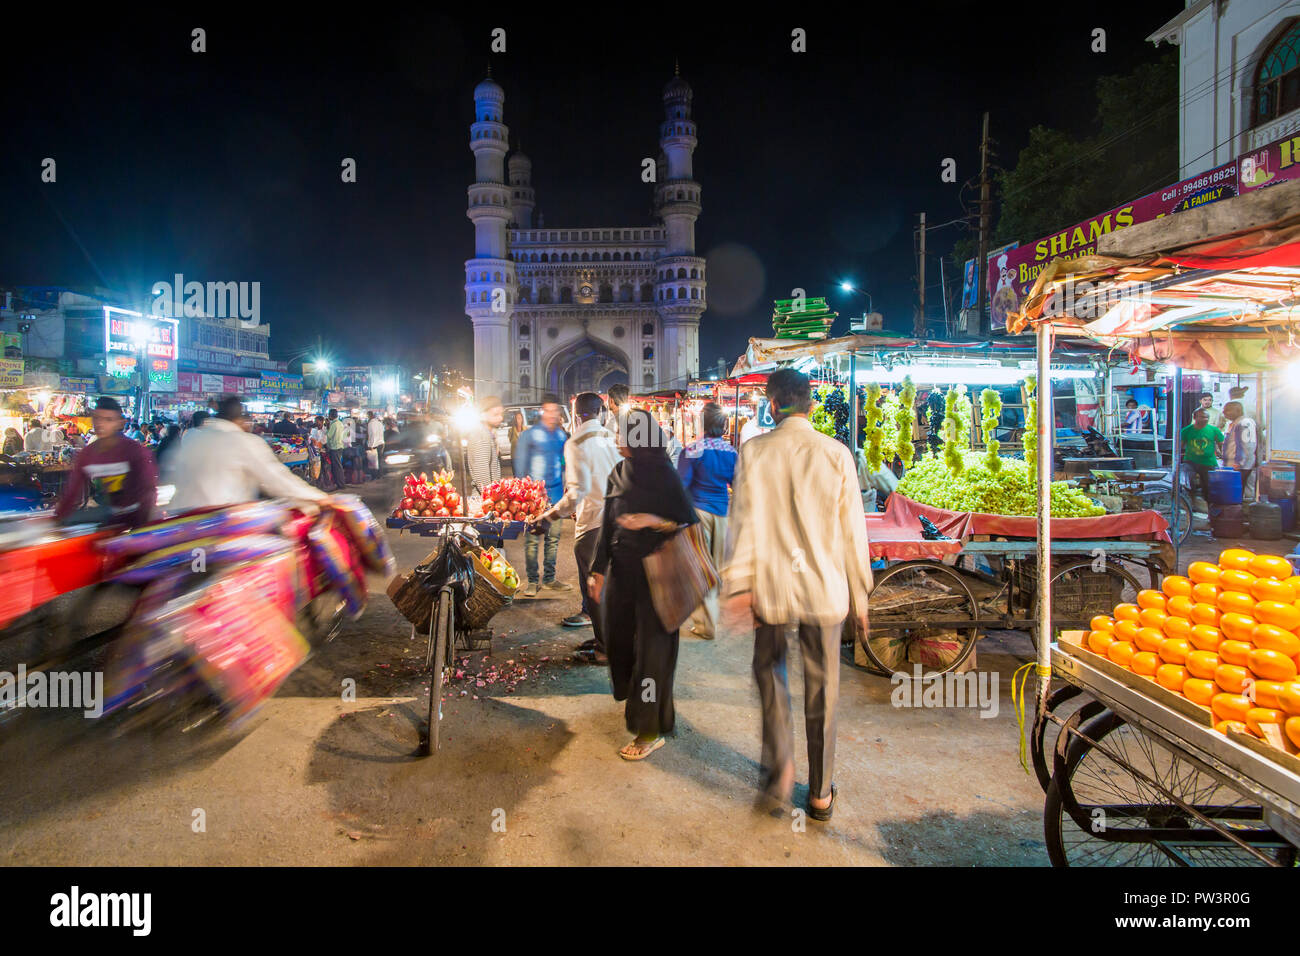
[
  {"left": 1181, "top": 408, "right": 1224, "bottom": 506},
  {"left": 324, "top": 408, "right": 350, "bottom": 491}
]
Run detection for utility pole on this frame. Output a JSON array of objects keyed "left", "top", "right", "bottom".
[
  {"left": 975, "top": 111, "right": 992, "bottom": 340},
  {"left": 915, "top": 212, "right": 926, "bottom": 338},
  {"left": 939, "top": 254, "right": 951, "bottom": 338}
]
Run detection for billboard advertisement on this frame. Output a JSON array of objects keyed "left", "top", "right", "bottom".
[
  {"left": 987, "top": 133, "right": 1300, "bottom": 330},
  {"left": 104, "top": 306, "right": 179, "bottom": 360},
  {"left": 336, "top": 366, "right": 371, "bottom": 405}
]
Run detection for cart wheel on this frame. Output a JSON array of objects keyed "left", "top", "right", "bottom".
[
  {"left": 1145, "top": 490, "right": 1194, "bottom": 546},
  {"left": 1047, "top": 559, "right": 1142, "bottom": 632},
  {"left": 1030, "top": 685, "right": 1105, "bottom": 794},
  {"left": 1044, "top": 709, "right": 1295, "bottom": 866},
  {"left": 861, "top": 561, "right": 979, "bottom": 677},
  {"left": 421, "top": 589, "right": 453, "bottom": 756}
]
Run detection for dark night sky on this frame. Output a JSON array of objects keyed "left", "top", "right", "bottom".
[{"left": 2, "top": 4, "right": 1182, "bottom": 376}]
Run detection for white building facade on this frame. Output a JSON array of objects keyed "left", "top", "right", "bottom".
[
  {"left": 1150, "top": 0, "right": 1300, "bottom": 176},
  {"left": 465, "top": 72, "right": 704, "bottom": 403}
]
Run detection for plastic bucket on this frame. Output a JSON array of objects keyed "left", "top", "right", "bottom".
[
  {"left": 1270, "top": 496, "right": 1296, "bottom": 532},
  {"left": 1208, "top": 468, "right": 1243, "bottom": 505}
]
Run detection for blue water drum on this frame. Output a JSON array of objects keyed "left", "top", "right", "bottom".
[
  {"left": 1270, "top": 496, "right": 1296, "bottom": 532},
  {"left": 1208, "top": 468, "right": 1243, "bottom": 505}
]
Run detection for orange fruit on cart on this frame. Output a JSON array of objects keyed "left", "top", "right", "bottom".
[
  {"left": 1156, "top": 664, "right": 1189, "bottom": 692},
  {"left": 1286, "top": 575, "right": 1300, "bottom": 592},
  {"left": 1218, "top": 569, "right": 1257, "bottom": 594},
  {"left": 1183, "top": 678, "right": 1217, "bottom": 705},
  {"left": 1088, "top": 630, "right": 1116, "bottom": 655},
  {"left": 1107, "top": 641, "right": 1137, "bottom": 667},
  {"left": 1158, "top": 637, "right": 1191, "bottom": 665},
  {"left": 1219, "top": 612, "right": 1258, "bottom": 642},
  {"left": 1189, "top": 603, "right": 1222, "bottom": 627},
  {"left": 1215, "top": 719, "right": 1249, "bottom": 735},
  {"left": 1161, "top": 575, "right": 1193, "bottom": 599},
  {"left": 1214, "top": 663, "right": 1252, "bottom": 694},
  {"left": 1138, "top": 607, "right": 1169, "bottom": 631},
  {"left": 1254, "top": 600, "right": 1300, "bottom": 632},
  {"left": 1189, "top": 624, "right": 1223, "bottom": 652},
  {"left": 1252, "top": 624, "right": 1300, "bottom": 658},
  {"left": 1089, "top": 615, "right": 1115, "bottom": 633},
  {"left": 1211, "top": 693, "right": 1252, "bottom": 723},
  {"left": 1248, "top": 647, "right": 1299, "bottom": 682},
  {"left": 1219, "top": 548, "right": 1256, "bottom": 571},
  {"left": 1130, "top": 651, "right": 1159, "bottom": 677},
  {"left": 1287, "top": 716, "right": 1300, "bottom": 749},
  {"left": 1246, "top": 707, "right": 1284, "bottom": 738},
  {"left": 1216, "top": 590, "right": 1255, "bottom": 615},
  {"left": 1165, "top": 595, "right": 1195, "bottom": 620},
  {"left": 1136, "top": 589, "right": 1167, "bottom": 611},
  {"left": 1134, "top": 627, "right": 1166, "bottom": 654},
  {"left": 1248, "top": 554, "right": 1293, "bottom": 581},
  {"left": 1162, "top": 616, "right": 1192, "bottom": 642},
  {"left": 1250, "top": 576, "right": 1296, "bottom": 604},
  {"left": 1217, "top": 639, "right": 1252, "bottom": 666},
  {"left": 1191, "top": 583, "right": 1221, "bottom": 605},
  {"left": 1252, "top": 680, "right": 1288, "bottom": 711},
  {"left": 1113, "top": 603, "right": 1141, "bottom": 623},
  {"left": 1114, "top": 619, "right": 1140, "bottom": 642},
  {"left": 1277, "top": 682, "right": 1300, "bottom": 716},
  {"left": 1186, "top": 650, "right": 1222, "bottom": 680},
  {"left": 1188, "top": 561, "right": 1222, "bottom": 585}
]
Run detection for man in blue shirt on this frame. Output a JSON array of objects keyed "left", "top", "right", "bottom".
[
  {"left": 514, "top": 394, "right": 570, "bottom": 596},
  {"left": 677, "top": 402, "right": 738, "bottom": 638}
]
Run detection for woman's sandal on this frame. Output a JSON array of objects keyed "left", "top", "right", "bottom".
[
  {"left": 807, "top": 784, "right": 837, "bottom": 822},
  {"left": 619, "top": 736, "right": 665, "bottom": 761}
]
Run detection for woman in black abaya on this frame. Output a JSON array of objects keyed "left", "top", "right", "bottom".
[{"left": 587, "top": 409, "right": 698, "bottom": 760}]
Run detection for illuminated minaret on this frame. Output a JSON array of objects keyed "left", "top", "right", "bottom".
[
  {"left": 465, "top": 73, "right": 514, "bottom": 400},
  {"left": 654, "top": 65, "right": 704, "bottom": 387}
]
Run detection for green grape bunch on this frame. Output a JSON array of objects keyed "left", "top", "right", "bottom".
[
  {"left": 979, "top": 388, "right": 1003, "bottom": 473},
  {"left": 1023, "top": 375, "right": 1038, "bottom": 483},
  {"left": 897, "top": 450, "right": 1102, "bottom": 517},
  {"left": 897, "top": 375, "right": 917, "bottom": 468}
]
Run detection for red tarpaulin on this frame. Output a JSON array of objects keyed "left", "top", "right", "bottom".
[{"left": 866, "top": 493, "right": 1172, "bottom": 561}]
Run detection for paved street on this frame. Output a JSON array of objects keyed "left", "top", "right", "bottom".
[{"left": 0, "top": 475, "right": 1065, "bottom": 866}]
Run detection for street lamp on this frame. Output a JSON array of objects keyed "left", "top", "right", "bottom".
[{"left": 839, "top": 281, "right": 873, "bottom": 313}]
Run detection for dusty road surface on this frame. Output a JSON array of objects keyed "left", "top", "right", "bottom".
[{"left": 0, "top": 476, "right": 1077, "bottom": 866}]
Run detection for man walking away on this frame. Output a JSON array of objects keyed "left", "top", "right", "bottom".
[
  {"left": 537, "top": 391, "right": 621, "bottom": 662},
  {"left": 324, "top": 408, "right": 349, "bottom": 491},
  {"left": 677, "top": 402, "right": 737, "bottom": 639},
  {"left": 366, "top": 410, "right": 385, "bottom": 479},
  {"left": 605, "top": 383, "right": 630, "bottom": 437},
  {"left": 722, "top": 368, "right": 872, "bottom": 822},
  {"left": 514, "top": 393, "right": 570, "bottom": 597},
  {"left": 271, "top": 411, "right": 300, "bottom": 436}
]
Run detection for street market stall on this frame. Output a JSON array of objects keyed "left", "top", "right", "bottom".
[{"left": 1010, "top": 179, "right": 1300, "bottom": 865}]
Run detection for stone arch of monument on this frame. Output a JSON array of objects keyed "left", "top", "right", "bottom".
[{"left": 543, "top": 336, "right": 630, "bottom": 398}]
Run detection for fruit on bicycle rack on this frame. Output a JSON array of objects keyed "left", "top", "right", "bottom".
[
  {"left": 401, "top": 471, "right": 464, "bottom": 517},
  {"left": 1080, "top": 546, "right": 1300, "bottom": 754},
  {"left": 475, "top": 477, "right": 548, "bottom": 520}
]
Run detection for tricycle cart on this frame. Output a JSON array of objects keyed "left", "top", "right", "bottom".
[
  {"left": 385, "top": 514, "right": 524, "bottom": 755},
  {"left": 1032, "top": 636, "right": 1299, "bottom": 866},
  {"left": 858, "top": 493, "right": 1172, "bottom": 676}
]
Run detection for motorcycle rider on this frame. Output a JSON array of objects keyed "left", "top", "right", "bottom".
[
  {"left": 54, "top": 396, "right": 158, "bottom": 527},
  {"left": 163, "top": 395, "right": 330, "bottom": 512}
]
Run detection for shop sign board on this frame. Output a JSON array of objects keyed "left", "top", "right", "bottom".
[
  {"left": 987, "top": 133, "right": 1300, "bottom": 330},
  {"left": 0, "top": 359, "right": 23, "bottom": 388}
]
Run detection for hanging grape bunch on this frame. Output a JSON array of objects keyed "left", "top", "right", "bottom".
[
  {"left": 926, "top": 391, "right": 945, "bottom": 454},
  {"left": 822, "top": 384, "right": 851, "bottom": 448},
  {"left": 879, "top": 388, "right": 902, "bottom": 471},
  {"left": 941, "top": 385, "right": 971, "bottom": 476},
  {"left": 897, "top": 375, "right": 917, "bottom": 468},
  {"left": 864, "top": 382, "right": 884, "bottom": 470},
  {"left": 855, "top": 385, "right": 868, "bottom": 446},
  {"left": 1023, "top": 375, "right": 1038, "bottom": 484},
  {"left": 980, "top": 388, "right": 1003, "bottom": 473}
]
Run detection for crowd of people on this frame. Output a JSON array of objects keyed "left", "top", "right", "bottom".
[
  {"left": 461, "top": 372, "right": 869, "bottom": 819},
  {"left": 1180, "top": 389, "right": 1260, "bottom": 503}
]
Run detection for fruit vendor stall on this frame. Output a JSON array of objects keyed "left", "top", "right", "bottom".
[{"left": 1010, "top": 179, "right": 1300, "bottom": 865}]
